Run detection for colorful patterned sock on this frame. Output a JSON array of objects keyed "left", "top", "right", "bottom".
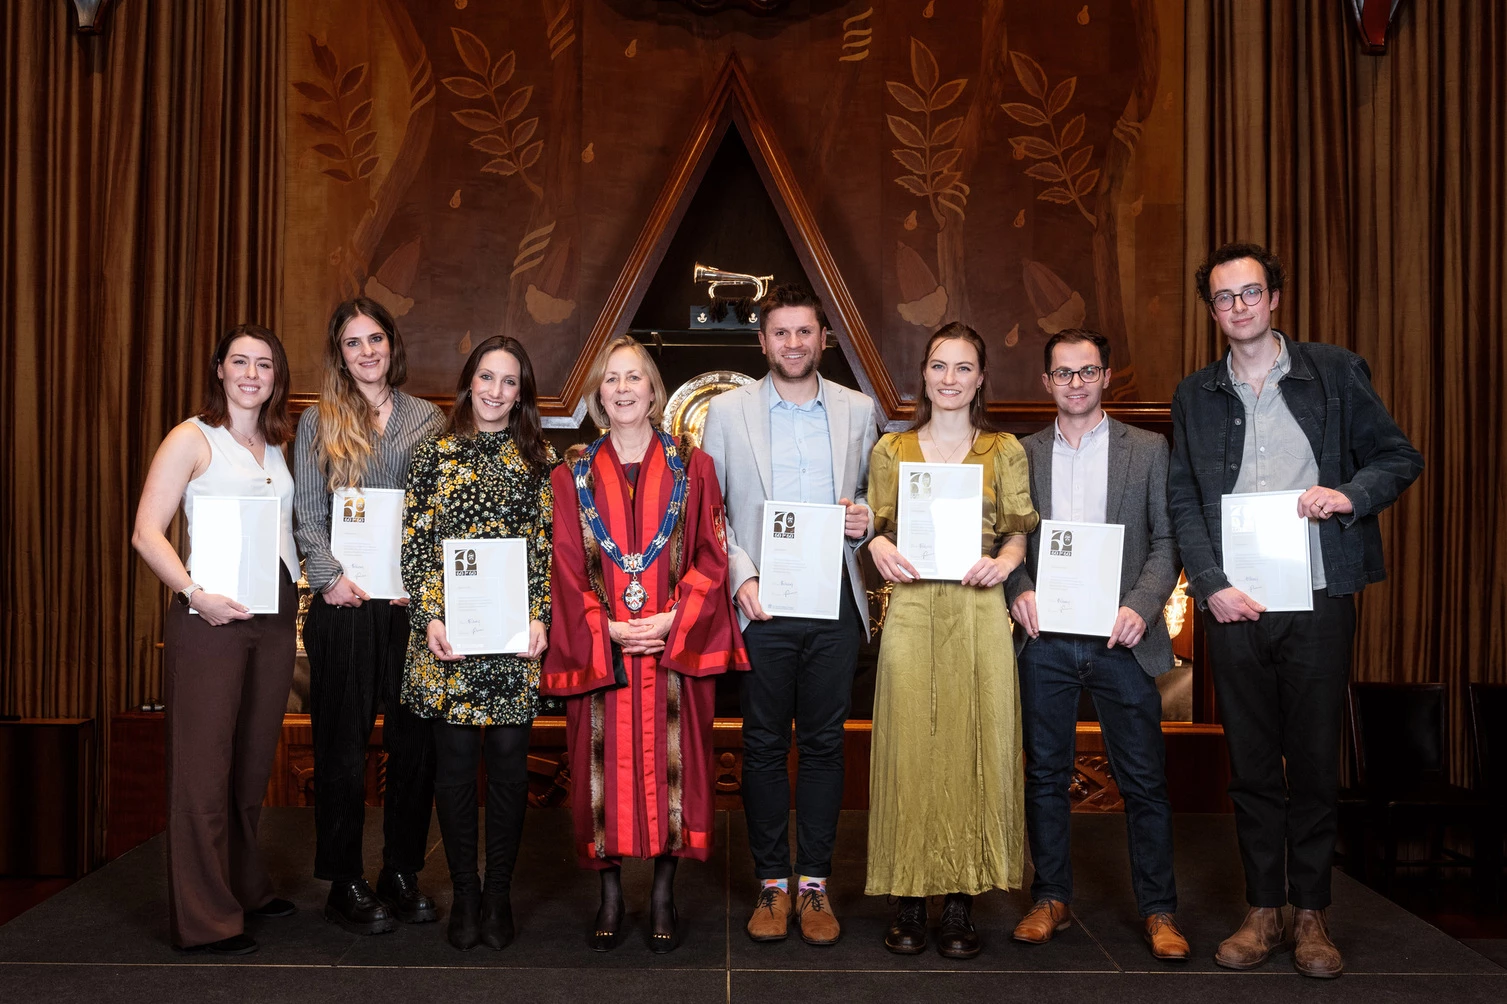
[
  {"left": 761, "top": 877, "right": 789, "bottom": 894},
  {"left": 797, "top": 875, "right": 827, "bottom": 894}
]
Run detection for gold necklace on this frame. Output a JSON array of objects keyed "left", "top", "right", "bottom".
[
  {"left": 230, "top": 425, "right": 261, "bottom": 449},
  {"left": 923, "top": 430, "right": 975, "bottom": 463}
]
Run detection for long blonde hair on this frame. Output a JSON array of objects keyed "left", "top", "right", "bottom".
[{"left": 315, "top": 297, "right": 409, "bottom": 490}]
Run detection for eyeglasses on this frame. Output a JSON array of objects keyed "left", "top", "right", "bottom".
[
  {"left": 1047, "top": 365, "right": 1104, "bottom": 386},
  {"left": 1210, "top": 286, "right": 1268, "bottom": 311}
]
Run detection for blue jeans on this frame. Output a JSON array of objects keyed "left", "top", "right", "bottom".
[{"left": 1018, "top": 633, "right": 1177, "bottom": 916}]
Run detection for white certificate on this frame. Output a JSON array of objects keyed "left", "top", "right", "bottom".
[
  {"left": 1034, "top": 520, "right": 1125, "bottom": 637},
  {"left": 189, "top": 496, "right": 282, "bottom": 614},
  {"left": 896, "top": 462, "right": 983, "bottom": 580},
  {"left": 758, "top": 501, "right": 845, "bottom": 620},
  {"left": 330, "top": 488, "right": 407, "bottom": 599},
  {"left": 1221, "top": 490, "right": 1313, "bottom": 612},
  {"left": 443, "top": 538, "right": 531, "bottom": 655}
]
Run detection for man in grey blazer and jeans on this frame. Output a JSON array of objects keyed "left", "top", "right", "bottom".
[
  {"left": 1004, "top": 329, "right": 1189, "bottom": 962},
  {"left": 701, "top": 283, "right": 881, "bottom": 946}
]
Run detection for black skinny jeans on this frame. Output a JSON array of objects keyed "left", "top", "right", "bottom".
[{"left": 304, "top": 595, "right": 435, "bottom": 882}]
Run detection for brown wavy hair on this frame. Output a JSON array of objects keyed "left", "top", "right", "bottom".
[
  {"left": 198, "top": 324, "right": 293, "bottom": 445},
  {"left": 908, "top": 322, "right": 994, "bottom": 433},
  {"left": 446, "top": 335, "right": 550, "bottom": 470},
  {"left": 314, "top": 297, "right": 410, "bottom": 490}
]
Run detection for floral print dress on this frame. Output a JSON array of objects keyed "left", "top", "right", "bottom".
[{"left": 400, "top": 429, "right": 556, "bottom": 725}]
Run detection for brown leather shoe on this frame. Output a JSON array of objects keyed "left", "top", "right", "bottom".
[
  {"left": 745, "top": 886, "right": 791, "bottom": 942},
  {"left": 795, "top": 888, "right": 841, "bottom": 945},
  {"left": 1292, "top": 908, "right": 1344, "bottom": 978},
  {"left": 1144, "top": 913, "right": 1190, "bottom": 962},
  {"left": 1214, "top": 906, "right": 1285, "bottom": 970},
  {"left": 1012, "top": 900, "right": 1071, "bottom": 944}
]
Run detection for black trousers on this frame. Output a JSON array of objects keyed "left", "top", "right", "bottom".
[
  {"left": 303, "top": 594, "right": 435, "bottom": 882},
  {"left": 739, "top": 582, "right": 863, "bottom": 879},
  {"left": 1205, "top": 590, "right": 1356, "bottom": 910}
]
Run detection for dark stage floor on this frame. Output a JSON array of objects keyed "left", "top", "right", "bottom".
[{"left": 1, "top": 810, "right": 1503, "bottom": 1002}]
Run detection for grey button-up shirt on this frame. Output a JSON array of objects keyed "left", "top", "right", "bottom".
[{"left": 1229, "top": 334, "right": 1326, "bottom": 589}]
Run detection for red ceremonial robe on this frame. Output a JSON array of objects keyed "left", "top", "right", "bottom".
[{"left": 543, "top": 436, "right": 749, "bottom": 867}]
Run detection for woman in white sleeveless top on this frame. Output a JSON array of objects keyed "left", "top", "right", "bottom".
[{"left": 132, "top": 324, "right": 300, "bottom": 955}]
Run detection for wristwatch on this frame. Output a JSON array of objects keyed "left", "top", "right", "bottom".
[{"left": 177, "top": 583, "right": 203, "bottom": 607}]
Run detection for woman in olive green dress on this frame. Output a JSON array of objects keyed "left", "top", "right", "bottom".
[{"left": 865, "top": 322, "right": 1038, "bottom": 960}]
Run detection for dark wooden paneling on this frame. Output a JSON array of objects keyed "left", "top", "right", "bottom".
[{"left": 0, "top": 719, "right": 95, "bottom": 877}]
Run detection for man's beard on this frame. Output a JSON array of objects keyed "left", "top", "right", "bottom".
[{"left": 767, "top": 349, "right": 817, "bottom": 381}]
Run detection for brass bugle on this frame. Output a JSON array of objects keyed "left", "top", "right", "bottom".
[{"left": 693, "top": 262, "right": 773, "bottom": 303}]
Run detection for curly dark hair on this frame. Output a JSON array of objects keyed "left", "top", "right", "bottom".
[
  {"left": 757, "top": 282, "right": 830, "bottom": 332},
  {"left": 1194, "top": 242, "right": 1287, "bottom": 304}
]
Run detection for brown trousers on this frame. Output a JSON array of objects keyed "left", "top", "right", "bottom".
[{"left": 162, "top": 572, "right": 296, "bottom": 947}]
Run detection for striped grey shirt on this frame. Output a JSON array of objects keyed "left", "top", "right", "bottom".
[
  {"left": 1229, "top": 333, "right": 1326, "bottom": 589},
  {"left": 293, "top": 390, "right": 446, "bottom": 592}
]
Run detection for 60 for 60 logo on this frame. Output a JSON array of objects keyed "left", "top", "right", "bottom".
[{"left": 1049, "top": 529, "right": 1074, "bottom": 557}]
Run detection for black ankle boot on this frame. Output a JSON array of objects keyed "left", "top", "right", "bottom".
[
  {"left": 376, "top": 867, "right": 437, "bottom": 924},
  {"left": 937, "top": 893, "right": 980, "bottom": 959},
  {"left": 885, "top": 896, "right": 927, "bottom": 954},
  {"left": 480, "top": 891, "right": 515, "bottom": 950},
  {"left": 433, "top": 781, "right": 482, "bottom": 951},
  {"left": 324, "top": 878, "right": 396, "bottom": 935}
]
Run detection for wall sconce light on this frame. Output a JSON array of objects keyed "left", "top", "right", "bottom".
[{"left": 69, "top": 0, "right": 114, "bottom": 35}]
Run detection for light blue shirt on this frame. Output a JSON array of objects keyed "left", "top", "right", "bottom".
[{"left": 767, "top": 375, "right": 836, "bottom": 504}]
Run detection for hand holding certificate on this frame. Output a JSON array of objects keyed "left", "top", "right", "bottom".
[
  {"left": 443, "top": 538, "right": 531, "bottom": 655},
  {"left": 189, "top": 496, "right": 282, "bottom": 614},
  {"left": 330, "top": 488, "right": 407, "bottom": 599},
  {"left": 1034, "top": 520, "right": 1125, "bottom": 637},
  {"left": 896, "top": 462, "right": 983, "bottom": 580},
  {"left": 1221, "top": 490, "right": 1313, "bottom": 612},
  {"left": 757, "top": 501, "right": 845, "bottom": 620}
]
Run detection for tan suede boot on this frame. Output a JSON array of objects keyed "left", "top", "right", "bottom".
[
  {"left": 1214, "top": 906, "right": 1285, "bottom": 969},
  {"left": 1292, "top": 908, "right": 1344, "bottom": 978}
]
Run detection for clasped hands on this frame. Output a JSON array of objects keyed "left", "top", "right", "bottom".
[{"left": 608, "top": 610, "right": 675, "bottom": 655}]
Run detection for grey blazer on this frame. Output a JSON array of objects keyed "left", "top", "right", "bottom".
[
  {"left": 700, "top": 375, "right": 883, "bottom": 637},
  {"left": 1004, "top": 416, "right": 1182, "bottom": 677}
]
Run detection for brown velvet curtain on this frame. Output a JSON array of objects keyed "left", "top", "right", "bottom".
[
  {"left": 1, "top": 0, "right": 283, "bottom": 855},
  {"left": 1185, "top": 1, "right": 1507, "bottom": 781}
]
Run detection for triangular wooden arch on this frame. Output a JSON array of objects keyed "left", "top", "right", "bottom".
[{"left": 543, "top": 52, "right": 898, "bottom": 424}]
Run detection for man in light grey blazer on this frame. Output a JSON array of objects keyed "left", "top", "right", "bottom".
[
  {"left": 1003, "top": 329, "right": 1189, "bottom": 962},
  {"left": 700, "top": 284, "right": 881, "bottom": 947}
]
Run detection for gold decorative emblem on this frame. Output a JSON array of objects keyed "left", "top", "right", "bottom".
[{"left": 663, "top": 370, "right": 756, "bottom": 449}]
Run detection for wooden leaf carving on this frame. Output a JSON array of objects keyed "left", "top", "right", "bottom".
[
  {"left": 1025, "top": 162, "right": 1065, "bottom": 182},
  {"left": 1047, "top": 77, "right": 1076, "bottom": 117},
  {"left": 322, "top": 167, "right": 354, "bottom": 183},
  {"left": 470, "top": 134, "right": 510, "bottom": 155},
  {"left": 1065, "top": 146, "right": 1093, "bottom": 176},
  {"left": 346, "top": 99, "right": 373, "bottom": 132},
  {"left": 1010, "top": 136, "right": 1058, "bottom": 159},
  {"left": 308, "top": 34, "right": 338, "bottom": 81},
  {"left": 453, "top": 109, "right": 503, "bottom": 132},
  {"left": 452, "top": 28, "right": 491, "bottom": 76},
  {"left": 500, "top": 85, "right": 533, "bottom": 122},
  {"left": 482, "top": 158, "right": 519, "bottom": 176},
  {"left": 886, "top": 114, "right": 928, "bottom": 149},
  {"left": 511, "top": 118, "right": 539, "bottom": 149},
  {"left": 337, "top": 64, "right": 368, "bottom": 98},
  {"left": 1002, "top": 102, "right": 1049, "bottom": 128},
  {"left": 886, "top": 81, "right": 927, "bottom": 113},
  {"left": 442, "top": 76, "right": 491, "bottom": 99},
  {"left": 294, "top": 81, "right": 334, "bottom": 103},
  {"left": 1010, "top": 51, "right": 1047, "bottom": 100},
  {"left": 300, "top": 112, "right": 342, "bottom": 135},
  {"left": 930, "top": 117, "right": 963, "bottom": 145},
  {"left": 517, "top": 140, "right": 544, "bottom": 170},
  {"left": 895, "top": 175, "right": 930, "bottom": 196},
  {"left": 1037, "top": 186, "right": 1074, "bottom": 204},
  {"left": 937, "top": 194, "right": 966, "bottom": 218},
  {"left": 1074, "top": 169, "right": 1100, "bottom": 196},
  {"left": 491, "top": 52, "right": 517, "bottom": 89},
  {"left": 1060, "top": 114, "right": 1086, "bottom": 149},
  {"left": 357, "top": 156, "right": 379, "bottom": 179},
  {"left": 312, "top": 142, "right": 346, "bottom": 160},
  {"left": 910, "top": 38, "right": 938, "bottom": 93},
  {"left": 891, "top": 149, "right": 927, "bottom": 173},
  {"left": 352, "top": 132, "right": 377, "bottom": 158},
  {"left": 930, "top": 147, "right": 961, "bottom": 172},
  {"left": 930, "top": 79, "right": 967, "bottom": 112},
  {"left": 935, "top": 170, "right": 963, "bottom": 191}
]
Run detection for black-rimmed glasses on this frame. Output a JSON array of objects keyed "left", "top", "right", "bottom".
[
  {"left": 1210, "top": 286, "right": 1268, "bottom": 311},
  {"left": 1047, "top": 365, "right": 1104, "bottom": 386}
]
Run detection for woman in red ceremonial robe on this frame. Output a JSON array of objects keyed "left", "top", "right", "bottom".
[{"left": 543, "top": 335, "right": 749, "bottom": 954}]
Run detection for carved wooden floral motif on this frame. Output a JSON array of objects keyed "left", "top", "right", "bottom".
[{"left": 284, "top": 0, "right": 1185, "bottom": 410}]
